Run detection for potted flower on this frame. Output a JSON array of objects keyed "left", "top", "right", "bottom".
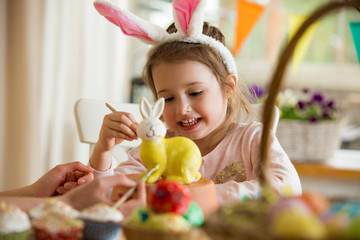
[
  {"left": 276, "top": 88, "right": 344, "bottom": 162},
  {"left": 249, "top": 85, "right": 344, "bottom": 162}
]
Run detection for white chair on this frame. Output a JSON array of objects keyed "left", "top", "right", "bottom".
[
  {"left": 74, "top": 98, "right": 142, "bottom": 167},
  {"left": 74, "top": 99, "right": 280, "bottom": 166}
]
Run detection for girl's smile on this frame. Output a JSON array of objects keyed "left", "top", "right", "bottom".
[
  {"left": 153, "top": 60, "right": 229, "bottom": 152},
  {"left": 178, "top": 117, "right": 201, "bottom": 130}
]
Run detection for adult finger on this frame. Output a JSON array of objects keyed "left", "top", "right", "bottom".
[
  {"left": 67, "top": 161, "right": 94, "bottom": 173},
  {"left": 136, "top": 180, "right": 146, "bottom": 204}
]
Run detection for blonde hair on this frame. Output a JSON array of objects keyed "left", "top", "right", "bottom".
[{"left": 143, "top": 22, "right": 254, "bottom": 133}]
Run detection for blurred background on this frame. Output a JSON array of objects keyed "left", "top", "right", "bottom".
[{"left": 1, "top": 0, "right": 359, "bottom": 192}]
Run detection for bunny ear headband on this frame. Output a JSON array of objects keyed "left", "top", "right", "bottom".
[{"left": 93, "top": 0, "right": 238, "bottom": 77}]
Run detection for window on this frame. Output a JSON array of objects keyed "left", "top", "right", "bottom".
[{"left": 219, "top": 0, "right": 360, "bottom": 90}]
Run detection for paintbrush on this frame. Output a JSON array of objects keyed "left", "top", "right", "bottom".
[
  {"left": 105, "top": 103, "right": 117, "bottom": 113},
  {"left": 112, "top": 163, "right": 159, "bottom": 209}
]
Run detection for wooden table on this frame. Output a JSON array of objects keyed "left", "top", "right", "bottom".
[{"left": 292, "top": 149, "right": 360, "bottom": 199}]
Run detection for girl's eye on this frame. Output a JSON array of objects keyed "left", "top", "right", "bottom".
[
  {"left": 189, "top": 91, "right": 202, "bottom": 97},
  {"left": 164, "top": 97, "right": 174, "bottom": 102}
]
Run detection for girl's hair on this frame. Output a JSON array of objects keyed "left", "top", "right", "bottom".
[{"left": 143, "top": 22, "right": 254, "bottom": 133}]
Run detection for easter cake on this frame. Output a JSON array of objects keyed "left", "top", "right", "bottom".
[
  {"left": 0, "top": 201, "right": 32, "bottom": 240},
  {"left": 79, "top": 203, "right": 124, "bottom": 240},
  {"left": 29, "top": 198, "right": 79, "bottom": 219},
  {"left": 31, "top": 213, "right": 84, "bottom": 240},
  {"left": 29, "top": 199, "right": 83, "bottom": 240}
]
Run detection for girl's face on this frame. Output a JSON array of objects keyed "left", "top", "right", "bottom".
[{"left": 152, "top": 60, "right": 229, "bottom": 141}]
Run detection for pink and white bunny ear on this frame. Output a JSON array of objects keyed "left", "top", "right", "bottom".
[
  {"left": 94, "top": 0, "right": 169, "bottom": 44},
  {"left": 172, "top": 0, "right": 207, "bottom": 37}
]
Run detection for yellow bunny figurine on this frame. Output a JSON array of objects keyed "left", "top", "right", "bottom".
[{"left": 137, "top": 97, "right": 202, "bottom": 184}]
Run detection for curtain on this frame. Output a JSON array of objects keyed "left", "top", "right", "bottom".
[{"left": 0, "top": 0, "right": 130, "bottom": 191}]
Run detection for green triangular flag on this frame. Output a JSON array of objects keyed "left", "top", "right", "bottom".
[{"left": 350, "top": 22, "right": 360, "bottom": 64}]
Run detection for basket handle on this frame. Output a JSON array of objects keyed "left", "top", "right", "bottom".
[{"left": 259, "top": 0, "right": 360, "bottom": 192}]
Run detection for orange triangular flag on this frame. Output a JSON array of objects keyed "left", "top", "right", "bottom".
[{"left": 233, "top": 0, "right": 265, "bottom": 56}]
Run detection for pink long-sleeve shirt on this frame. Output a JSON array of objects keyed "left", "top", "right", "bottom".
[{"left": 92, "top": 122, "right": 302, "bottom": 205}]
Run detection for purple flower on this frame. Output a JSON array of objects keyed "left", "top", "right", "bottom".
[
  {"left": 327, "top": 100, "right": 334, "bottom": 108},
  {"left": 302, "top": 88, "right": 310, "bottom": 94},
  {"left": 297, "top": 101, "right": 306, "bottom": 109},
  {"left": 279, "top": 88, "right": 337, "bottom": 122},
  {"left": 309, "top": 116, "right": 318, "bottom": 123},
  {"left": 249, "top": 84, "right": 266, "bottom": 99},
  {"left": 312, "top": 93, "right": 324, "bottom": 102},
  {"left": 322, "top": 111, "right": 330, "bottom": 118}
]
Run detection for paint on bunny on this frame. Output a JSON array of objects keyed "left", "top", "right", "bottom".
[{"left": 137, "top": 97, "right": 202, "bottom": 184}]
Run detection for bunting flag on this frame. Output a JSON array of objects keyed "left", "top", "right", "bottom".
[
  {"left": 233, "top": 0, "right": 265, "bottom": 56},
  {"left": 350, "top": 22, "right": 360, "bottom": 64},
  {"left": 288, "top": 14, "right": 319, "bottom": 74}
]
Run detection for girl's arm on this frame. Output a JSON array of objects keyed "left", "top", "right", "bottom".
[
  {"left": 212, "top": 123, "right": 302, "bottom": 205},
  {"left": 113, "top": 147, "right": 147, "bottom": 176},
  {"left": 90, "top": 146, "right": 146, "bottom": 179}
]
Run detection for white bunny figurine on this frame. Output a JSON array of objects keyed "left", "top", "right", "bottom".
[{"left": 137, "top": 97, "right": 202, "bottom": 184}]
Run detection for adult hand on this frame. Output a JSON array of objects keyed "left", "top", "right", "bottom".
[
  {"left": 59, "top": 175, "right": 146, "bottom": 217},
  {"left": 30, "top": 161, "right": 94, "bottom": 197}
]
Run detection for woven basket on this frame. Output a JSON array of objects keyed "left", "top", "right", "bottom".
[{"left": 276, "top": 119, "right": 344, "bottom": 162}]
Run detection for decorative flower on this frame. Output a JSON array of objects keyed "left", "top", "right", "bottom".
[
  {"left": 277, "top": 88, "right": 338, "bottom": 123},
  {"left": 248, "top": 84, "right": 267, "bottom": 103},
  {"left": 248, "top": 85, "right": 339, "bottom": 123}
]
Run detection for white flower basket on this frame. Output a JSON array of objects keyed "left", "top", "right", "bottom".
[{"left": 276, "top": 119, "right": 344, "bottom": 162}]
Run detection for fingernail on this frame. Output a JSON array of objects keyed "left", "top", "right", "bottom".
[{"left": 78, "top": 179, "right": 86, "bottom": 184}]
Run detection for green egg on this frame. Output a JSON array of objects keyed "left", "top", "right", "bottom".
[
  {"left": 183, "top": 201, "right": 204, "bottom": 227},
  {"left": 344, "top": 214, "right": 360, "bottom": 239}
]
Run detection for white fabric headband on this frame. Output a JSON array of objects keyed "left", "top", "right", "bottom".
[{"left": 94, "top": 0, "right": 238, "bottom": 77}]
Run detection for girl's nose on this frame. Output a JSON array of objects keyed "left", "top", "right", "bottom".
[{"left": 176, "top": 98, "right": 191, "bottom": 114}]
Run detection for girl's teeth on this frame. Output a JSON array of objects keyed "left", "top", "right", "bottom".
[{"left": 181, "top": 118, "right": 198, "bottom": 127}]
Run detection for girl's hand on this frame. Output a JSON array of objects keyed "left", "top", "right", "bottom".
[{"left": 98, "top": 112, "right": 139, "bottom": 152}]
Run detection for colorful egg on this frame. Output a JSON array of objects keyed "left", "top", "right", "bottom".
[
  {"left": 301, "top": 191, "right": 330, "bottom": 214},
  {"left": 344, "top": 213, "right": 360, "bottom": 239},
  {"left": 270, "top": 197, "right": 326, "bottom": 240},
  {"left": 329, "top": 201, "right": 360, "bottom": 220},
  {"left": 128, "top": 207, "right": 153, "bottom": 225},
  {"left": 183, "top": 202, "right": 204, "bottom": 227},
  {"left": 148, "top": 179, "right": 191, "bottom": 215},
  {"left": 146, "top": 213, "right": 192, "bottom": 232}
]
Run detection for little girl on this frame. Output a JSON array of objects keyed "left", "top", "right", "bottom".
[{"left": 90, "top": 0, "right": 301, "bottom": 205}]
